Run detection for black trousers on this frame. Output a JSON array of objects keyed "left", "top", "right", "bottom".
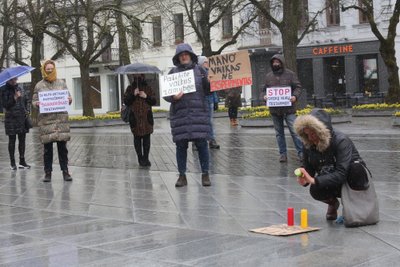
[
  {"left": 310, "top": 184, "right": 341, "bottom": 202},
  {"left": 133, "top": 134, "right": 151, "bottom": 162},
  {"left": 8, "top": 133, "right": 26, "bottom": 163},
  {"left": 44, "top": 141, "right": 68, "bottom": 172},
  {"left": 228, "top": 107, "right": 238, "bottom": 119}
]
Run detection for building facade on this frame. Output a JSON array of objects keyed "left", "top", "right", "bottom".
[{"left": 2, "top": 0, "right": 399, "bottom": 114}]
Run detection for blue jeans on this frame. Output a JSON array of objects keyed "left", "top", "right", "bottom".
[
  {"left": 205, "top": 95, "right": 215, "bottom": 140},
  {"left": 271, "top": 113, "right": 303, "bottom": 156},
  {"left": 176, "top": 139, "right": 209, "bottom": 175}
]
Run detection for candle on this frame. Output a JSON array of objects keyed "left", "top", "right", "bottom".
[
  {"left": 287, "top": 207, "right": 294, "bottom": 226},
  {"left": 301, "top": 209, "right": 308, "bottom": 228}
]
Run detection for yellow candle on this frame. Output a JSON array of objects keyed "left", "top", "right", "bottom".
[{"left": 301, "top": 209, "right": 308, "bottom": 228}]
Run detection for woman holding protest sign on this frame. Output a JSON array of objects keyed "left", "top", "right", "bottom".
[
  {"left": 32, "top": 60, "right": 73, "bottom": 182},
  {"left": 163, "top": 43, "right": 211, "bottom": 187},
  {"left": 124, "top": 74, "right": 157, "bottom": 167},
  {"left": 1, "top": 78, "right": 31, "bottom": 170}
]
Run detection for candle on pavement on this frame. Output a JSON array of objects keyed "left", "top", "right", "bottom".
[
  {"left": 301, "top": 209, "right": 308, "bottom": 228},
  {"left": 287, "top": 207, "right": 294, "bottom": 226}
]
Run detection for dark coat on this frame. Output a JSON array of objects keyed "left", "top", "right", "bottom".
[
  {"left": 224, "top": 87, "right": 242, "bottom": 108},
  {"left": 264, "top": 54, "right": 302, "bottom": 115},
  {"left": 123, "top": 78, "right": 157, "bottom": 137},
  {"left": 1, "top": 83, "right": 29, "bottom": 136},
  {"left": 164, "top": 43, "right": 210, "bottom": 143},
  {"left": 294, "top": 109, "right": 363, "bottom": 189}
]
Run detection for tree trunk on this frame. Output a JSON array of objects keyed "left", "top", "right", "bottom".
[
  {"left": 380, "top": 42, "right": 400, "bottom": 103},
  {"left": 30, "top": 34, "right": 45, "bottom": 125},
  {"left": 116, "top": 12, "right": 130, "bottom": 66},
  {"left": 80, "top": 64, "right": 95, "bottom": 117}
]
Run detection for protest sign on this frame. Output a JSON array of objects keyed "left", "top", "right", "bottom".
[
  {"left": 266, "top": 87, "right": 292, "bottom": 107},
  {"left": 208, "top": 50, "right": 252, "bottom": 91},
  {"left": 39, "top": 90, "right": 70, "bottom": 113},
  {"left": 160, "top": 69, "right": 196, "bottom": 97}
]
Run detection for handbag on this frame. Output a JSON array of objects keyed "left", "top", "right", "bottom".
[
  {"left": 341, "top": 162, "right": 379, "bottom": 227},
  {"left": 25, "top": 115, "right": 33, "bottom": 129},
  {"left": 121, "top": 104, "right": 131, "bottom": 123}
]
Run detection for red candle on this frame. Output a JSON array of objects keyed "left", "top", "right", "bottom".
[{"left": 287, "top": 207, "right": 294, "bottom": 226}]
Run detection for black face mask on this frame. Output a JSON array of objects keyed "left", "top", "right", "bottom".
[{"left": 272, "top": 64, "right": 282, "bottom": 72}]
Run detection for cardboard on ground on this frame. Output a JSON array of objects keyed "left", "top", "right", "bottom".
[{"left": 250, "top": 224, "right": 320, "bottom": 236}]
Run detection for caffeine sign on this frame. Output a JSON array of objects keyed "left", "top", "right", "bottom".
[{"left": 208, "top": 50, "right": 252, "bottom": 91}]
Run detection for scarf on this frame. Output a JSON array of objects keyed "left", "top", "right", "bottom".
[{"left": 41, "top": 60, "right": 57, "bottom": 82}]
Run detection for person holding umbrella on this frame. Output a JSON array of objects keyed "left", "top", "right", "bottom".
[
  {"left": 0, "top": 77, "right": 31, "bottom": 170},
  {"left": 32, "top": 60, "right": 73, "bottom": 182},
  {"left": 123, "top": 74, "right": 157, "bottom": 167}
]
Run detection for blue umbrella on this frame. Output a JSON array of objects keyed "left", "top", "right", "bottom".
[
  {"left": 115, "top": 63, "right": 161, "bottom": 74},
  {"left": 0, "top": 66, "right": 35, "bottom": 87}
]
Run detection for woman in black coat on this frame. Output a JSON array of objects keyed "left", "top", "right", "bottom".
[{"left": 1, "top": 78, "right": 31, "bottom": 170}]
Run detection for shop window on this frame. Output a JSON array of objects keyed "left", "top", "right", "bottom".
[
  {"left": 297, "top": 59, "right": 314, "bottom": 98},
  {"left": 152, "top": 16, "right": 162, "bottom": 47},
  {"left": 324, "top": 56, "right": 345, "bottom": 96},
  {"left": 73, "top": 78, "right": 83, "bottom": 110},
  {"left": 222, "top": 7, "right": 233, "bottom": 38},
  {"left": 358, "top": 54, "right": 379, "bottom": 95},
  {"left": 358, "top": 0, "right": 371, "bottom": 24},
  {"left": 174, "top": 13, "right": 184, "bottom": 44},
  {"left": 73, "top": 77, "right": 102, "bottom": 109},
  {"left": 326, "top": 0, "right": 340, "bottom": 26}
]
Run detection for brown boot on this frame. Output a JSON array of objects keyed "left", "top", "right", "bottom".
[
  {"left": 324, "top": 198, "right": 340, "bottom": 220},
  {"left": 175, "top": 174, "right": 187, "bottom": 187},
  {"left": 232, "top": 118, "right": 239, "bottom": 126},
  {"left": 230, "top": 119, "right": 236, "bottom": 126},
  {"left": 201, "top": 173, "right": 211, "bottom": 186}
]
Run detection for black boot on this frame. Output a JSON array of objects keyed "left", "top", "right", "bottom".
[
  {"left": 175, "top": 175, "right": 187, "bottom": 187},
  {"left": 323, "top": 198, "right": 340, "bottom": 220},
  {"left": 209, "top": 140, "right": 220, "bottom": 149},
  {"left": 142, "top": 135, "right": 151, "bottom": 167},
  {"left": 10, "top": 158, "right": 17, "bottom": 170},
  {"left": 134, "top": 136, "right": 145, "bottom": 166},
  {"left": 43, "top": 172, "right": 52, "bottom": 182},
  {"left": 19, "top": 158, "right": 31, "bottom": 169},
  {"left": 62, "top": 170, "right": 73, "bottom": 181}
]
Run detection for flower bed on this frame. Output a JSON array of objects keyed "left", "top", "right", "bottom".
[
  {"left": 240, "top": 106, "right": 350, "bottom": 127},
  {"left": 352, "top": 103, "right": 400, "bottom": 117}
]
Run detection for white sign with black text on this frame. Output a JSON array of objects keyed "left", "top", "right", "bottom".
[
  {"left": 160, "top": 69, "right": 196, "bottom": 97},
  {"left": 38, "top": 90, "right": 70, "bottom": 114}
]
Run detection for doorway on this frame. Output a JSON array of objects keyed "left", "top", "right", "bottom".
[{"left": 324, "top": 57, "right": 345, "bottom": 96}]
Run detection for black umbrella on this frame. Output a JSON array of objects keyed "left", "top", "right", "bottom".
[{"left": 115, "top": 63, "right": 161, "bottom": 74}]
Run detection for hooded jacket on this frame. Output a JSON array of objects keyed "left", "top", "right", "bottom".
[
  {"left": 294, "top": 109, "right": 362, "bottom": 189},
  {"left": 1, "top": 83, "right": 29, "bottom": 135},
  {"left": 264, "top": 54, "right": 302, "bottom": 115},
  {"left": 163, "top": 43, "right": 210, "bottom": 142}
]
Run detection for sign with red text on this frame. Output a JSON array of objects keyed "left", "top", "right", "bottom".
[
  {"left": 160, "top": 69, "right": 196, "bottom": 97},
  {"left": 266, "top": 87, "right": 292, "bottom": 107},
  {"left": 208, "top": 50, "right": 252, "bottom": 91},
  {"left": 38, "top": 90, "right": 69, "bottom": 113}
]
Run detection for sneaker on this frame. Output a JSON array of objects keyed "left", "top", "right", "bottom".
[
  {"left": 10, "top": 165, "right": 17, "bottom": 171},
  {"left": 209, "top": 140, "right": 220, "bottom": 149},
  {"left": 62, "top": 171, "right": 73, "bottom": 182},
  {"left": 279, "top": 154, "right": 287, "bottom": 163},
  {"left": 18, "top": 159, "right": 31, "bottom": 169}
]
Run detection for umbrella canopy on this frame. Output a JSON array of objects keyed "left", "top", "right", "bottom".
[
  {"left": 115, "top": 63, "right": 161, "bottom": 74},
  {"left": 0, "top": 66, "right": 35, "bottom": 87}
]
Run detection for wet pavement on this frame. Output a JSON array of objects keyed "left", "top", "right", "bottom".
[{"left": 0, "top": 116, "right": 399, "bottom": 266}]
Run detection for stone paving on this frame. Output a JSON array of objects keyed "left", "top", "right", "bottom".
[{"left": 0, "top": 116, "right": 399, "bottom": 266}]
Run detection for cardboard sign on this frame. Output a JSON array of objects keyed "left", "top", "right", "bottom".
[
  {"left": 266, "top": 87, "right": 292, "bottom": 107},
  {"left": 160, "top": 69, "right": 196, "bottom": 97},
  {"left": 209, "top": 50, "right": 252, "bottom": 91},
  {"left": 250, "top": 224, "right": 320, "bottom": 236},
  {"left": 38, "top": 90, "right": 69, "bottom": 113}
]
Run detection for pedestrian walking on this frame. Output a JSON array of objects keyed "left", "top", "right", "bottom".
[
  {"left": 164, "top": 43, "right": 211, "bottom": 187},
  {"left": 1, "top": 78, "right": 31, "bottom": 170},
  {"left": 32, "top": 60, "right": 73, "bottom": 182},
  {"left": 263, "top": 54, "right": 303, "bottom": 162},
  {"left": 124, "top": 74, "right": 157, "bottom": 167},
  {"left": 294, "top": 109, "right": 375, "bottom": 222},
  {"left": 225, "top": 87, "right": 242, "bottom": 126},
  {"left": 198, "top": 56, "right": 220, "bottom": 149}
]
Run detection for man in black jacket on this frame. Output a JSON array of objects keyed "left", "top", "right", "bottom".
[{"left": 263, "top": 54, "right": 303, "bottom": 163}]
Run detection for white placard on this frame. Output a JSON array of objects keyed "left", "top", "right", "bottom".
[
  {"left": 39, "top": 90, "right": 69, "bottom": 113},
  {"left": 266, "top": 87, "right": 292, "bottom": 107},
  {"left": 160, "top": 69, "right": 196, "bottom": 97}
]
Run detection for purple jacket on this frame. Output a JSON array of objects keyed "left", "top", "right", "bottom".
[{"left": 164, "top": 43, "right": 210, "bottom": 142}]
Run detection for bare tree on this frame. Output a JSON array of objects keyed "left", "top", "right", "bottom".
[
  {"left": 0, "top": 0, "right": 16, "bottom": 68},
  {"left": 342, "top": 0, "right": 400, "bottom": 103},
  {"left": 249, "top": 0, "right": 326, "bottom": 73},
  {"left": 45, "top": 0, "right": 139, "bottom": 117},
  {"left": 158, "top": 0, "right": 258, "bottom": 57}
]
